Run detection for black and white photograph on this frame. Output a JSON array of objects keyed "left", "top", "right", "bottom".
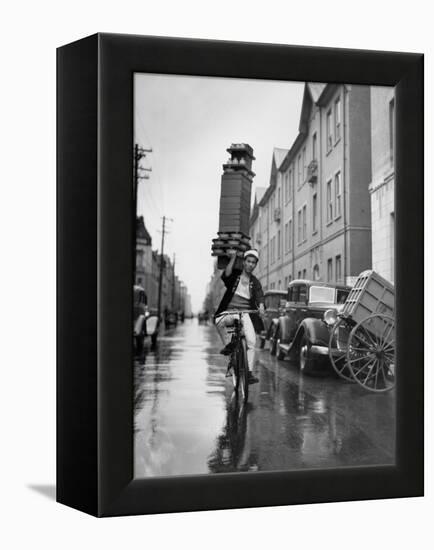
[
  {"left": 133, "top": 74, "right": 396, "bottom": 478},
  {"left": 2, "top": 0, "right": 429, "bottom": 545}
]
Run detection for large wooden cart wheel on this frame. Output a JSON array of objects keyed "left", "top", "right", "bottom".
[
  {"left": 346, "top": 314, "right": 395, "bottom": 392},
  {"left": 328, "top": 318, "right": 356, "bottom": 381}
]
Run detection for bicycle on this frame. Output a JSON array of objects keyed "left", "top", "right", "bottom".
[{"left": 217, "top": 309, "right": 260, "bottom": 403}]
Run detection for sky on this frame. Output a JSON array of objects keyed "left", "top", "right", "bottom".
[{"left": 134, "top": 73, "right": 304, "bottom": 312}]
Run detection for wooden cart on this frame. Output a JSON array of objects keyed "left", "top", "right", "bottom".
[{"left": 328, "top": 270, "right": 395, "bottom": 392}]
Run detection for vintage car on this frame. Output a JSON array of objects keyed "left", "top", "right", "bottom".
[
  {"left": 274, "top": 280, "right": 351, "bottom": 374},
  {"left": 133, "top": 285, "right": 160, "bottom": 353},
  {"left": 164, "top": 309, "right": 178, "bottom": 328},
  {"left": 258, "top": 290, "right": 287, "bottom": 349}
]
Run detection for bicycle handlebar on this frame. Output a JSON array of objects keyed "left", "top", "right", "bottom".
[{"left": 217, "top": 309, "right": 261, "bottom": 318}]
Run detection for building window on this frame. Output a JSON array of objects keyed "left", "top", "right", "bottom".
[
  {"left": 334, "top": 97, "right": 341, "bottom": 141},
  {"left": 326, "top": 109, "right": 333, "bottom": 152},
  {"left": 302, "top": 269, "right": 307, "bottom": 279},
  {"left": 136, "top": 250, "right": 144, "bottom": 268},
  {"left": 335, "top": 172, "right": 342, "bottom": 218},
  {"left": 297, "top": 155, "right": 301, "bottom": 187},
  {"left": 291, "top": 167, "right": 295, "bottom": 197},
  {"left": 312, "top": 192, "right": 318, "bottom": 233},
  {"left": 389, "top": 98, "right": 395, "bottom": 165},
  {"left": 284, "top": 276, "right": 288, "bottom": 288},
  {"left": 302, "top": 146, "right": 306, "bottom": 182},
  {"left": 302, "top": 205, "right": 307, "bottom": 241},
  {"left": 313, "top": 264, "right": 320, "bottom": 281},
  {"left": 335, "top": 255, "right": 342, "bottom": 282},
  {"left": 289, "top": 219, "right": 293, "bottom": 251},
  {"left": 298, "top": 271, "right": 302, "bottom": 279},
  {"left": 284, "top": 172, "right": 288, "bottom": 203},
  {"left": 312, "top": 132, "right": 317, "bottom": 161},
  {"left": 327, "top": 258, "right": 333, "bottom": 281},
  {"left": 277, "top": 230, "right": 281, "bottom": 259},
  {"left": 327, "top": 180, "right": 333, "bottom": 222},
  {"left": 278, "top": 280, "right": 281, "bottom": 289},
  {"left": 297, "top": 209, "right": 302, "bottom": 244},
  {"left": 286, "top": 170, "right": 290, "bottom": 202},
  {"left": 284, "top": 222, "right": 289, "bottom": 253},
  {"left": 278, "top": 186, "right": 281, "bottom": 208}
]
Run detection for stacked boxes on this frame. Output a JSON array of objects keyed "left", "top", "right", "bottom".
[
  {"left": 219, "top": 177, "right": 252, "bottom": 234},
  {"left": 211, "top": 144, "right": 255, "bottom": 270}
]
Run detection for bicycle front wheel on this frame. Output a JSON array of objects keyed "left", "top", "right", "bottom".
[{"left": 238, "top": 338, "right": 249, "bottom": 403}]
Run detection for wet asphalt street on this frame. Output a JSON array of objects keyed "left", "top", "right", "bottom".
[{"left": 134, "top": 318, "right": 395, "bottom": 478}]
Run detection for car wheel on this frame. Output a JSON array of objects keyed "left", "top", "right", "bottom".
[
  {"left": 270, "top": 327, "right": 279, "bottom": 356},
  {"left": 299, "top": 334, "right": 314, "bottom": 374},
  {"left": 277, "top": 340, "right": 285, "bottom": 361}
]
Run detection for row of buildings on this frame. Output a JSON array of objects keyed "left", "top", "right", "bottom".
[
  {"left": 135, "top": 216, "right": 192, "bottom": 316},
  {"left": 204, "top": 82, "right": 395, "bottom": 309}
]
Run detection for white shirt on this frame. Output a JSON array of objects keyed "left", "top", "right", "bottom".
[{"left": 234, "top": 274, "right": 251, "bottom": 300}]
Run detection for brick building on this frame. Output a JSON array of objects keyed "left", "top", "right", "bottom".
[
  {"left": 250, "top": 82, "right": 373, "bottom": 290},
  {"left": 136, "top": 216, "right": 191, "bottom": 314},
  {"left": 135, "top": 216, "right": 154, "bottom": 295}
]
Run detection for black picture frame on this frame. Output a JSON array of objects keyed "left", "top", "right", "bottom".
[{"left": 57, "top": 33, "right": 424, "bottom": 517}]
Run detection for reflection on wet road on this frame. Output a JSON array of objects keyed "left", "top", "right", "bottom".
[{"left": 134, "top": 319, "right": 395, "bottom": 478}]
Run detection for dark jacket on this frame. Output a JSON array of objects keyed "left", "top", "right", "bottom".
[{"left": 214, "top": 269, "right": 265, "bottom": 333}]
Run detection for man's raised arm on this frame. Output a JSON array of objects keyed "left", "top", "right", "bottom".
[{"left": 223, "top": 249, "right": 237, "bottom": 279}]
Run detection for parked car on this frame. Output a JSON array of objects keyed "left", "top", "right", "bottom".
[
  {"left": 133, "top": 285, "right": 160, "bottom": 353},
  {"left": 198, "top": 311, "right": 210, "bottom": 324},
  {"left": 164, "top": 309, "right": 178, "bottom": 328},
  {"left": 258, "top": 290, "right": 287, "bottom": 349},
  {"left": 274, "top": 280, "right": 351, "bottom": 374}
]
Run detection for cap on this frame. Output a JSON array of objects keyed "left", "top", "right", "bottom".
[{"left": 244, "top": 249, "right": 259, "bottom": 261}]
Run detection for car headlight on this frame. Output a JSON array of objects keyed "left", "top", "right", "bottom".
[{"left": 323, "top": 308, "right": 338, "bottom": 326}]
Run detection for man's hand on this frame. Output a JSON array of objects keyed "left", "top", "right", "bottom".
[{"left": 227, "top": 248, "right": 237, "bottom": 258}]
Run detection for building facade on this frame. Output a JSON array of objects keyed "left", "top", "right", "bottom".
[
  {"left": 136, "top": 216, "right": 191, "bottom": 314},
  {"left": 251, "top": 83, "right": 373, "bottom": 290},
  {"left": 203, "top": 260, "right": 226, "bottom": 314},
  {"left": 369, "top": 86, "right": 395, "bottom": 283},
  {"left": 135, "top": 216, "right": 154, "bottom": 294}
]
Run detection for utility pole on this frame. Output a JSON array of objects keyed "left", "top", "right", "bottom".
[
  {"left": 133, "top": 143, "right": 152, "bottom": 283},
  {"left": 157, "top": 216, "right": 173, "bottom": 321},
  {"left": 171, "top": 253, "right": 176, "bottom": 310},
  {"left": 133, "top": 143, "right": 152, "bottom": 213}
]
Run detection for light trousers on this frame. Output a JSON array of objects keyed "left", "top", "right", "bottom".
[{"left": 215, "top": 312, "right": 256, "bottom": 372}]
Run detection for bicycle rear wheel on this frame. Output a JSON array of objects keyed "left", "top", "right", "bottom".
[
  {"left": 231, "top": 354, "right": 239, "bottom": 391},
  {"left": 237, "top": 338, "right": 249, "bottom": 403}
]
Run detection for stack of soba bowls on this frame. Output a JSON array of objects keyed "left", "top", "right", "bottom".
[{"left": 211, "top": 143, "right": 255, "bottom": 271}]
